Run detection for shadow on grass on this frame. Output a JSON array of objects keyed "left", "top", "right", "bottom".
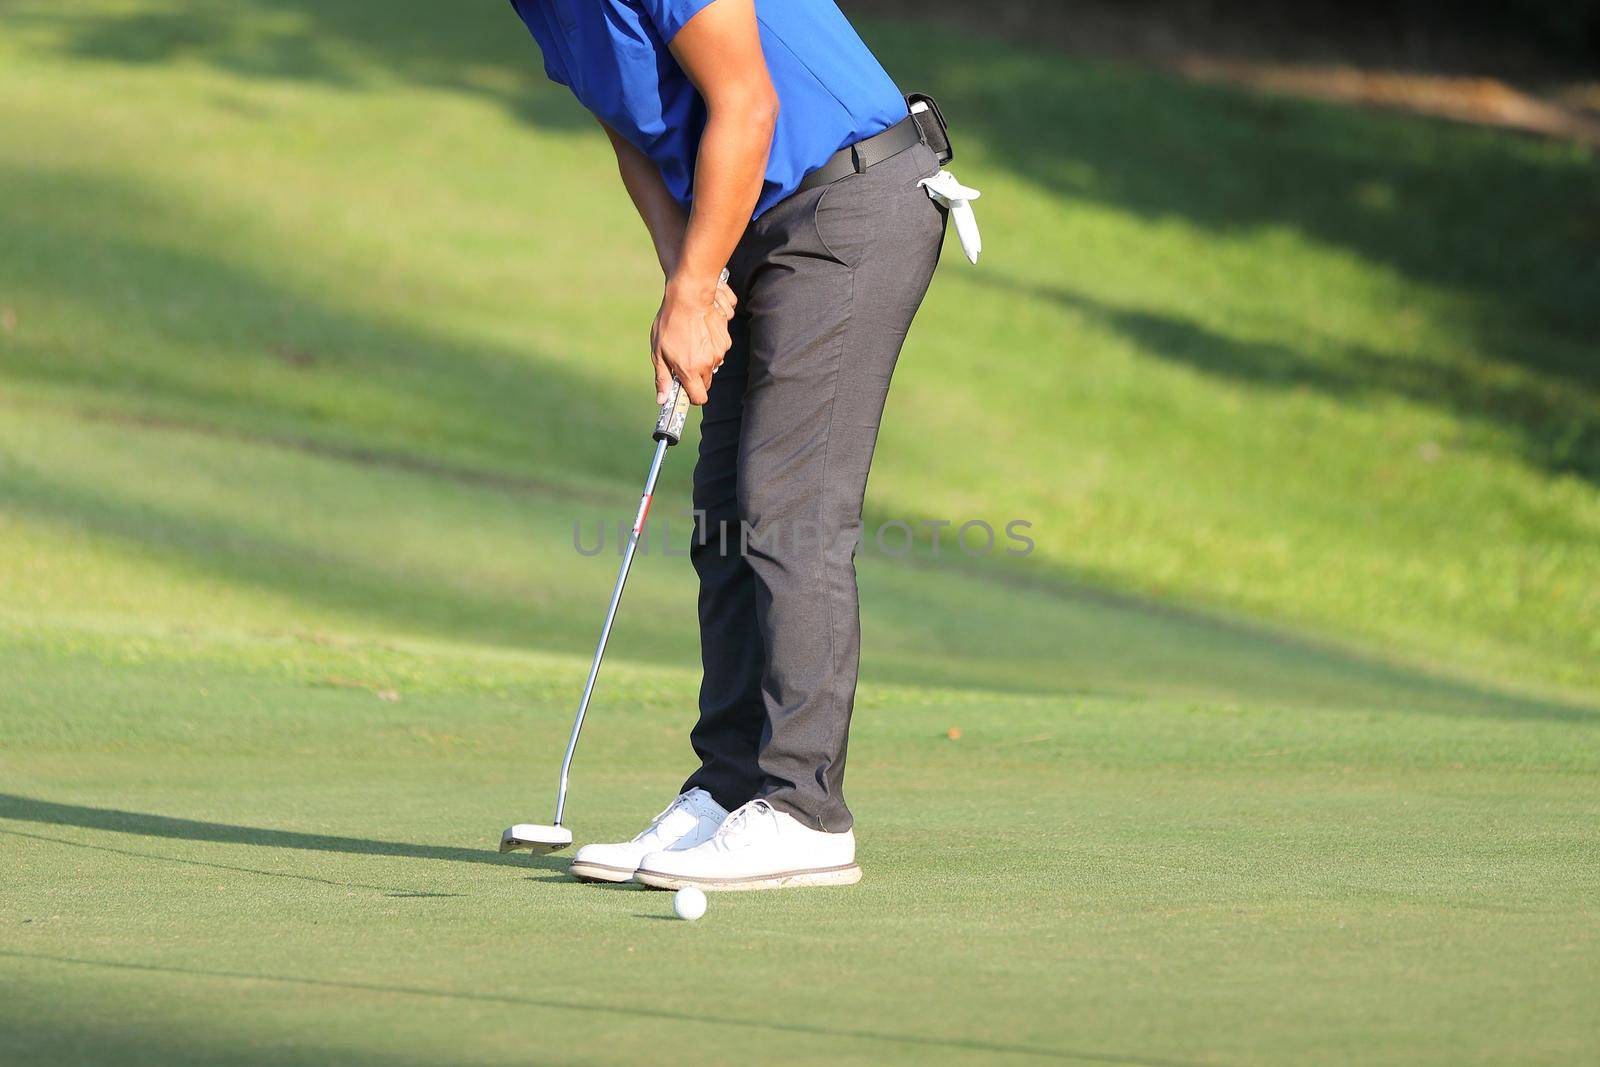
[
  {"left": 0, "top": 949, "right": 1218, "bottom": 1066},
  {"left": 867, "top": 551, "right": 1600, "bottom": 724},
  {"left": 867, "top": 24, "right": 1600, "bottom": 482},
  {"left": 0, "top": 827, "right": 468, "bottom": 893},
  {"left": 8, "top": 433, "right": 1595, "bottom": 722},
  {"left": 0, "top": 163, "right": 649, "bottom": 492},
  {"left": 0, "top": 794, "right": 555, "bottom": 870},
  {"left": 0, "top": 457, "right": 642, "bottom": 664},
  {"left": 968, "top": 271, "right": 1598, "bottom": 483}
]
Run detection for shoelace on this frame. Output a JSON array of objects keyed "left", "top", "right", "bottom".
[
  {"left": 631, "top": 792, "right": 703, "bottom": 843},
  {"left": 713, "top": 799, "right": 779, "bottom": 846}
]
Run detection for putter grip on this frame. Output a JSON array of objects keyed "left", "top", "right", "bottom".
[{"left": 653, "top": 379, "right": 692, "bottom": 445}]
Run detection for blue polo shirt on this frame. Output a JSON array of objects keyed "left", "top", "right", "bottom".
[{"left": 509, "top": 0, "right": 908, "bottom": 218}]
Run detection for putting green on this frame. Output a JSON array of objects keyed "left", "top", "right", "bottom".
[{"left": 2, "top": 3, "right": 1596, "bottom": 1064}]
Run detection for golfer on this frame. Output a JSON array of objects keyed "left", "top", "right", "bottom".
[{"left": 510, "top": 0, "right": 947, "bottom": 890}]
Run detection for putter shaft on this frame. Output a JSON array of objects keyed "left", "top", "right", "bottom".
[
  {"left": 531, "top": 277, "right": 717, "bottom": 840},
  {"left": 553, "top": 435, "right": 670, "bottom": 826}
]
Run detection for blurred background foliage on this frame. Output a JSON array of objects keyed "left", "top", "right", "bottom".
[{"left": 852, "top": 0, "right": 1600, "bottom": 67}]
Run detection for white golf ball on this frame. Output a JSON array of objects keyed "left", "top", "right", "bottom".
[{"left": 672, "top": 886, "right": 707, "bottom": 921}]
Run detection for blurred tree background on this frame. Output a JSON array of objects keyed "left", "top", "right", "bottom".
[{"left": 849, "top": 0, "right": 1600, "bottom": 70}]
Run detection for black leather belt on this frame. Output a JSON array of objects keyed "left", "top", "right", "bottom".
[{"left": 796, "top": 116, "right": 924, "bottom": 194}]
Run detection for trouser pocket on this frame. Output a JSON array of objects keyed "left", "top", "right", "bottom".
[{"left": 811, "top": 144, "right": 942, "bottom": 269}]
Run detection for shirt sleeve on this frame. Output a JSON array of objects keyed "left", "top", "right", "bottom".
[
  {"left": 509, "top": 1, "right": 572, "bottom": 87},
  {"left": 541, "top": 46, "right": 572, "bottom": 88},
  {"left": 638, "top": 0, "right": 718, "bottom": 43}
]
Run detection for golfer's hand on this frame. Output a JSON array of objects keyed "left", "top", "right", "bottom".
[{"left": 652, "top": 275, "right": 736, "bottom": 405}]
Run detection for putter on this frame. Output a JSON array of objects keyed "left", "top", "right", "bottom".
[{"left": 498, "top": 366, "right": 700, "bottom": 856}]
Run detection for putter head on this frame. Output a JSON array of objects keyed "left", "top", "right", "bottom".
[{"left": 499, "top": 823, "right": 573, "bottom": 855}]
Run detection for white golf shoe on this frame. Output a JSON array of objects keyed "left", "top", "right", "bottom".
[
  {"left": 633, "top": 799, "right": 861, "bottom": 891},
  {"left": 568, "top": 788, "right": 728, "bottom": 883}
]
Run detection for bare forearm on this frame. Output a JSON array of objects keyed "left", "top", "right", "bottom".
[
  {"left": 639, "top": 0, "right": 774, "bottom": 407},
  {"left": 669, "top": 91, "right": 777, "bottom": 302},
  {"left": 602, "top": 121, "right": 688, "bottom": 274},
  {"left": 666, "top": 0, "right": 778, "bottom": 306}
]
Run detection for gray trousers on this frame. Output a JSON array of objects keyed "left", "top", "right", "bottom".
[{"left": 682, "top": 142, "right": 945, "bottom": 831}]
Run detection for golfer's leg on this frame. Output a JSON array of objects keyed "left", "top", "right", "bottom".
[
  {"left": 741, "top": 146, "right": 946, "bottom": 832},
  {"left": 682, "top": 317, "right": 767, "bottom": 812}
]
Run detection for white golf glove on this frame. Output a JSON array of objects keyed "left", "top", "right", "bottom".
[{"left": 919, "top": 170, "right": 983, "bottom": 265}]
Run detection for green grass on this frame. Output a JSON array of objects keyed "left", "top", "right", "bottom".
[{"left": 1, "top": 2, "right": 1597, "bottom": 1064}]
